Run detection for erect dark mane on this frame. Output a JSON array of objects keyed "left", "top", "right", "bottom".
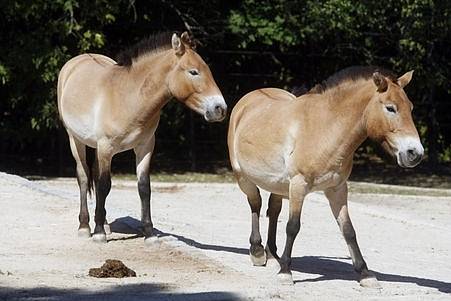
[
  {"left": 116, "top": 32, "right": 176, "bottom": 67},
  {"left": 308, "top": 66, "right": 397, "bottom": 95}
]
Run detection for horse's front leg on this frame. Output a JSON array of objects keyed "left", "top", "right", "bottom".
[
  {"left": 278, "top": 175, "right": 308, "bottom": 284},
  {"left": 92, "top": 143, "right": 113, "bottom": 243},
  {"left": 325, "top": 182, "right": 380, "bottom": 288},
  {"left": 134, "top": 136, "right": 156, "bottom": 240}
]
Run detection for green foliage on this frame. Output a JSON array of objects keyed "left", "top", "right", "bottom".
[
  {"left": 228, "top": 0, "right": 451, "bottom": 163},
  {"left": 0, "top": 0, "right": 450, "bottom": 168},
  {"left": 0, "top": 0, "right": 123, "bottom": 135},
  {"left": 0, "top": 63, "right": 10, "bottom": 84}
]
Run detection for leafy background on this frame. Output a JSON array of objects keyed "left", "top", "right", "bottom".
[{"left": 0, "top": 0, "right": 449, "bottom": 178}]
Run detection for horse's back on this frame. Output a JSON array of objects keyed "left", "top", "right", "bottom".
[
  {"left": 58, "top": 54, "right": 115, "bottom": 90},
  {"left": 253, "top": 88, "right": 296, "bottom": 102},
  {"left": 58, "top": 53, "right": 115, "bottom": 109},
  {"left": 229, "top": 88, "right": 295, "bottom": 132},
  {"left": 233, "top": 88, "right": 295, "bottom": 110}
]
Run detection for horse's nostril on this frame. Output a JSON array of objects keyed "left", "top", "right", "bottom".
[
  {"left": 215, "top": 105, "right": 224, "bottom": 115},
  {"left": 406, "top": 148, "right": 422, "bottom": 163}
]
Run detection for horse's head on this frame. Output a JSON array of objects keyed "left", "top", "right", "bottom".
[
  {"left": 366, "top": 70, "right": 424, "bottom": 168},
  {"left": 167, "top": 32, "right": 227, "bottom": 122}
]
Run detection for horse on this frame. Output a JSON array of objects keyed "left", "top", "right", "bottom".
[
  {"left": 227, "top": 66, "right": 423, "bottom": 287},
  {"left": 57, "top": 32, "right": 227, "bottom": 243}
]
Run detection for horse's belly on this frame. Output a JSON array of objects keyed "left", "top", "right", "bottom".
[
  {"left": 234, "top": 132, "right": 293, "bottom": 196},
  {"left": 116, "top": 127, "right": 153, "bottom": 151},
  {"left": 251, "top": 174, "right": 289, "bottom": 197},
  {"left": 238, "top": 156, "right": 290, "bottom": 197},
  {"left": 63, "top": 112, "right": 98, "bottom": 147},
  {"left": 59, "top": 87, "right": 101, "bottom": 147}
]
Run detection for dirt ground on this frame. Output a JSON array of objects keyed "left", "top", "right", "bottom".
[{"left": 0, "top": 172, "right": 450, "bottom": 300}]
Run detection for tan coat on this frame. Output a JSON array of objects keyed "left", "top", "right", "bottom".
[
  {"left": 57, "top": 32, "right": 227, "bottom": 242},
  {"left": 228, "top": 67, "right": 423, "bottom": 285}
]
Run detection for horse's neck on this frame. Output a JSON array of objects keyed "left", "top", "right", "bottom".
[
  {"left": 118, "top": 51, "right": 175, "bottom": 124},
  {"left": 314, "top": 81, "right": 373, "bottom": 162}
]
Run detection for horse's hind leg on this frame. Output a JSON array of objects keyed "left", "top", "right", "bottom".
[
  {"left": 68, "top": 135, "right": 91, "bottom": 237},
  {"left": 325, "top": 183, "right": 380, "bottom": 288},
  {"left": 92, "top": 142, "right": 113, "bottom": 243},
  {"left": 134, "top": 136, "right": 155, "bottom": 240},
  {"left": 237, "top": 176, "right": 266, "bottom": 266},
  {"left": 266, "top": 193, "right": 282, "bottom": 259}
]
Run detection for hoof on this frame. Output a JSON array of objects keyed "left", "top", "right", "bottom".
[
  {"left": 250, "top": 245, "right": 266, "bottom": 266},
  {"left": 250, "top": 253, "right": 267, "bottom": 266},
  {"left": 360, "top": 272, "right": 381, "bottom": 289},
  {"left": 104, "top": 223, "right": 112, "bottom": 235},
  {"left": 277, "top": 272, "right": 294, "bottom": 285},
  {"left": 92, "top": 233, "right": 107, "bottom": 243},
  {"left": 78, "top": 228, "right": 91, "bottom": 238}
]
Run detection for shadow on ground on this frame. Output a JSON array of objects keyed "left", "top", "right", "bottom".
[
  {"left": 109, "top": 216, "right": 248, "bottom": 255},
  {"left": 109, "top": 216, "right": 451, "bottom": 294},
  {"left": 291, "top": 256, "right": 451, "bottom": 293},
  {"left": 0, "top": 283, "right": 241, "bottom": 301}
]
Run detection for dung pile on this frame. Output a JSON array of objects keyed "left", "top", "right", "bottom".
[{"left": 89, "top": 259, "right": 136, "bottom": 278}]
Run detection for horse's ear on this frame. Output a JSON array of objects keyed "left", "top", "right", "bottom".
[
  {"left": 397, "top": 70, "right": 414, "bottom": 88},
  {"left": 372, "top": 72, "right": 388, "bottom": 92},
  {"left": 171, "top": 33, "right": 185, "bottom": 56},
  {"left": 180, "top": 31, "right": 193, "bottom": 48}
]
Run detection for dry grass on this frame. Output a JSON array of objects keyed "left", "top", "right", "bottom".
[
  {"left": 113, "top": 172, "right": 235, "bottom": 183},
  {"left": 112, "top": 172, "right": 451, "bottom": 197}
]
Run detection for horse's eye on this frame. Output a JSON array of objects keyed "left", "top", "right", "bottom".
[
  {"left": 385, "top": 105, "right": 397, "bottom": 114},
  {"left": 188, "top": 69, "right": 199, "bottom": 76}
]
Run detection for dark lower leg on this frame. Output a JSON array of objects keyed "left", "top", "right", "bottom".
[
  {"left": 248, "top": 196, "right": 265, "bottom": 264},
  {"left": 76, "top": 165, "right": 90, "bottom": 231},
  {"left": 69, "top": 136, "right": 91, "bottom": 235},
  {"left": 278, "top": 177, "right": 306, "bottom": 278},
  {"left": 75, "top": 163, "right": 90, "bottom": 236},
  {"left": 78, "top": 191, "right": 90, "bottom": 231},
  {"left": 279, "top": 217, "right": 300, "bottom": 274},
  {"left": 326, "top": 184, "right": 376, "bottom": 284},
  {"left": 138, "top": 175, "right": 153, "bottom": 238},
  {"left": 266, "top": 194, "right": 282, "bottom": 258},
  {"left": 341, "top": 221, "right": 369, "bottom": 275},
  {"left": 279, "top": 188, "right": 305, "bottom": 276},
  {"left": 341, "top": 220, "right": 379, "bottom": 287},
  {"left": 94, "top": 172, "right": 111, "bottom": 236}
]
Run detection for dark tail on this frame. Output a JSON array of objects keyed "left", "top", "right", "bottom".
[{"left": 85, "top": 146, "right": 96, "bottom": 198}]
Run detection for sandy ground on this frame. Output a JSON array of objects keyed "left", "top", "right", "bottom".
[{"left": 0, "top": 172, "right": 450, "bottom": 300}]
